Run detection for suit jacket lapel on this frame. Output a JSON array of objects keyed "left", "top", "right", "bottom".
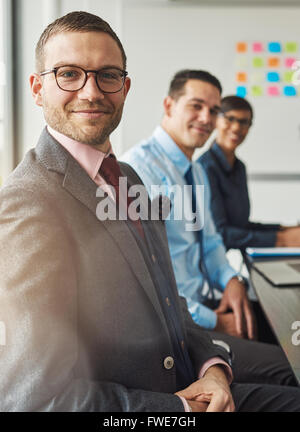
[{"left": 35, "top": 128, "right": 167, "bottom": 327}]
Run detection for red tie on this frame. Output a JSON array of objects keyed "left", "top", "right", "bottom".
[{"left": 100, "top": 155, "right": 144, "bottom": 239}]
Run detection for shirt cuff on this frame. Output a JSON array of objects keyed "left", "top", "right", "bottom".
[
  {"left": 178, "top": 396, "right": 192, "bottom": 412},
  {"left": 198, "top": 357, "right": 233, "bottom": 385}
]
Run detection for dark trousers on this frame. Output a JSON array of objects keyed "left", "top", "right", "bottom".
[{"left": 231, "top": 382, "right": 300, "bottom": 411}]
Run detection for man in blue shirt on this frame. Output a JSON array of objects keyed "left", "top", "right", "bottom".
[{"left": 121, "top": 70, "right": 297, "bottom": 386}]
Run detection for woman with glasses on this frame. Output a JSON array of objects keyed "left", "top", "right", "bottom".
[{"left": 198, "top": 95, "right": 300, "bottom": 251}]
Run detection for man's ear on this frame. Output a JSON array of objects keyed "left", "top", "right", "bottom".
[
  {"left": 29, "top": 73, "right": 43, "bottom": 107},
  {"left": 163, "top": 96, "right": 175, "bottom": 117},
  {"left": 123, "top": 76, "right": 131, "bottom": 99}
]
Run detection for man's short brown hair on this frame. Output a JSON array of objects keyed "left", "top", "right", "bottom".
[
  {"left": 168, "top": 69, "right": 222, "bottom": 100},
  {"left": 35, "top": 11, "right": 127, "bottom": 72}
]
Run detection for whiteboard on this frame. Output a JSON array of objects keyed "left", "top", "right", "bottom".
[{"left": 121, "top": 1, "right": 300, "bottom": 174}]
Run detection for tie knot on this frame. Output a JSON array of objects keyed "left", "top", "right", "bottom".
[{"left": 100, "top": 155, "right": 122, "bottom": 187}]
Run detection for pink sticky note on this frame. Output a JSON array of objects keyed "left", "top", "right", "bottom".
[
  {"left": 253, "top": 42, "right": 263, "bottom": 52},
  {"left": 285, "top": 57, "right": 296, "bottom": 68},
  {"left": 267, "top": 86, "right": 280, "bottom": 96}
]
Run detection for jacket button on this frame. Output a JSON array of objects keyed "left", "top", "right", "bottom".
[{"left": 163, "top": 356, "right": 174, "bottom": 370}]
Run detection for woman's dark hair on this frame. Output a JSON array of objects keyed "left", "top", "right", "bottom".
[{"left": 220, "top": 95, "right": 253, "bottom": 120}]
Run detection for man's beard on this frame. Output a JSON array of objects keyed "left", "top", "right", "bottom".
[{"left": 43, "top": 101, "right": 124, "bottom": 147}]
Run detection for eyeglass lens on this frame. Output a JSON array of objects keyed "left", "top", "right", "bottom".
[
  {"left": 55, "top": 66, "right": 125, "bottom": 93},
  {"left": 223, "top": 114, "right": 251, "bottom": 127}
]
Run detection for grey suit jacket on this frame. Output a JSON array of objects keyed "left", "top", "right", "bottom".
[{"left": 0, "top": 128, "right": 229, "bottom": 411}]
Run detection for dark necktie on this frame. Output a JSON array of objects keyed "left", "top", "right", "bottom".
[
  {"left": 100, "top": 155, "right": 144, "bottom": 239},
  {"left": 184, "top": 165, "right": 215, "bottom": 304}
]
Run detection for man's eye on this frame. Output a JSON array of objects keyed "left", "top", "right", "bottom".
[
  {"left": 99, "top": 71, "right": 120, "bottom": 81},
  {"left": 192, "top": 104, "right": 202, "bottom": 110},
  {"left": 59, "top": 70, "right": 80, "bottom": 79}
]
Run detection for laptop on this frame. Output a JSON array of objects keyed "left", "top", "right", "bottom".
[{"left": 253, "top": 260, "right": 300, "bottom": 287}]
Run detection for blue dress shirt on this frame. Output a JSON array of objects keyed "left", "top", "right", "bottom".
[
  {"left": 121, "top": 127, "right": 237, "bottom": 329},
  {"left": 198, "top": 142, "right": 280, "bottom": 250}
]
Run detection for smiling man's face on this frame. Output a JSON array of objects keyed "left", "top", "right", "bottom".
[
  {"left": 163, "top": 79, "right": 221, "bottom": 159},
  {"left": 30, "top": 31, "right": 130, "bottom": 152}
]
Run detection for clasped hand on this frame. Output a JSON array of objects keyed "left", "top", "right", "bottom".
[{"left": 175, "top": 365, "right": 235, "bottom": 412}]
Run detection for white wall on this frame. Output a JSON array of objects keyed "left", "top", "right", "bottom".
[{"left": 14, "top": 0, "right": 300, "bottom": 224}]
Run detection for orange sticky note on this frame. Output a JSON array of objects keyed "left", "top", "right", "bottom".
[
  {"left": 236, "top": 72, "right": 247, "bottom": 83},
  {"left": 236, "top": 42, "right": 247, "bottom": 53},
  {"left": 268, "top": 57, "right": 280, "bottom": 67}
]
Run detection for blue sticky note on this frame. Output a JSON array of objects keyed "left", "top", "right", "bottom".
[
  {"left": 268, "top": 42, "right": 281, "bottom": 53},
  {"left": 283, "top": 86, "right": 297, "bottom": 96},
  {"left": 267, "top": 72, "right": 280, "bottom": 82},
  {"left": 236, "top": 86, "right": 247, "bottom": 98}
]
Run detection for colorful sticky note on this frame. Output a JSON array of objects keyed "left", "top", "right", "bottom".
[
  {"left": 236, "top": 86, "right": 247, "bottom": 98},
  {"left": 285, "top": 42, "right": 298, "bottom": 53},
  {"left": 285, "top": 57, "right": 296, "bottom": 68},
  {"left": 283, "top": 86, "right": 297, "bottom": 96},
  {"left": 267, "top": 86, "right": 280, "bottom": 96},
  {"left": 253, "top": 57, "right": 264, "bottom": 68},
  {"left": 236, "top": 42, "right": 247, "bottom": 53},
  {"left": 268, "top": 42, "right": 281, "bottom": 53},
  {"left": 251, "top": 86, "right": 263, "bottom": 97},
  {"left": 283, "top": 71, "right": 294, "bottom": 83},
  {"left": 267, "top": 57, "right": 280, "bottom": 68},
  {"left": 250, "top": 72, "right": 264, "bottom": 84},
  {"left": 236, "top": 72, "right": 247, "bottom": 83},
  {"left": 267, "top": 72, "right": 280, "bottom": 82},
  {"left": 252, "top": 42, "right": 263, "bottom": 53},
  {"left": 235, "top": 56, "right": 248, "bottom": 68}
]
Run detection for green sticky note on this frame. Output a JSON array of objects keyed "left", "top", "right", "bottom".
[
  {"left": 251, "top": 85, "right": 263, "bottom": 96},
  {"left": 283, "top": 71, "right": 294, "bottom": 83},
  {"left": 285, "top": 42, "right": 298, "bottom": 53},
  {"left": 253, "top": 57, "right": 264, "bottom": 68}
]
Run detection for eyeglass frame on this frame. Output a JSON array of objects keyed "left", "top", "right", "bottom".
[
  {"left": 219, "top": 112, "right": 252, "bottom": 128},
  {"left": 39, "top": 65, "right": 129, "bottom": 94}
]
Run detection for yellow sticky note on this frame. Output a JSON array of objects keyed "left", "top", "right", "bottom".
[
  {"left": 235, "top": 56, "right": 248, "bottom": 69},
  {"left": 250, "top": 72, "right": 264, "bottom": 84}
]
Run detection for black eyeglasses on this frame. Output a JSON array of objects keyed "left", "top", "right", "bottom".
[
  {"left": 40, "top": 65, "right": 128, "bottom": 94},
  {"left": 219, "top": 113, "right": 252, "bottom": 128}
]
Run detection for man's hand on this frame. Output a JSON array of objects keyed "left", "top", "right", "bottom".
[
  {"left": 214, "top": 277, "right": 257, "bottom": 340},
  {"left": 214, "top": 312, "right": 241, "bottom": 338},
  {"left": 175, "top": 365, "right": 235, "bottom": 412},
  {"left": 276, "top": 226, "right": 300, "bottom": 247}
]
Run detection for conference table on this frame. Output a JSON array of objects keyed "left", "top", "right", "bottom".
[{"left": 246, "top": 255, "right": 300, "bottom": 384}]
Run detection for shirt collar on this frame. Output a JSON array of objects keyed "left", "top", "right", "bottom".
[
  {"left": 47, "top": 126, "right": 113, "bottom": 180},
  {"left": 153, "top": 125, "right": 191, "bottom": 175},
  {"left": 211, "top": 141, "right": 233, "bottom": 173}
]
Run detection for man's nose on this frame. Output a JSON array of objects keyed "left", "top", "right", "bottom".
[
  {"left": 77, "top": 73, "right": 105, "bottom": 101},
  {"left": 198, "top": 107, "right": 211, "bottom": 124},
  {"left": 231, "top": 120, "right": 242, "bottom": 132}
]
